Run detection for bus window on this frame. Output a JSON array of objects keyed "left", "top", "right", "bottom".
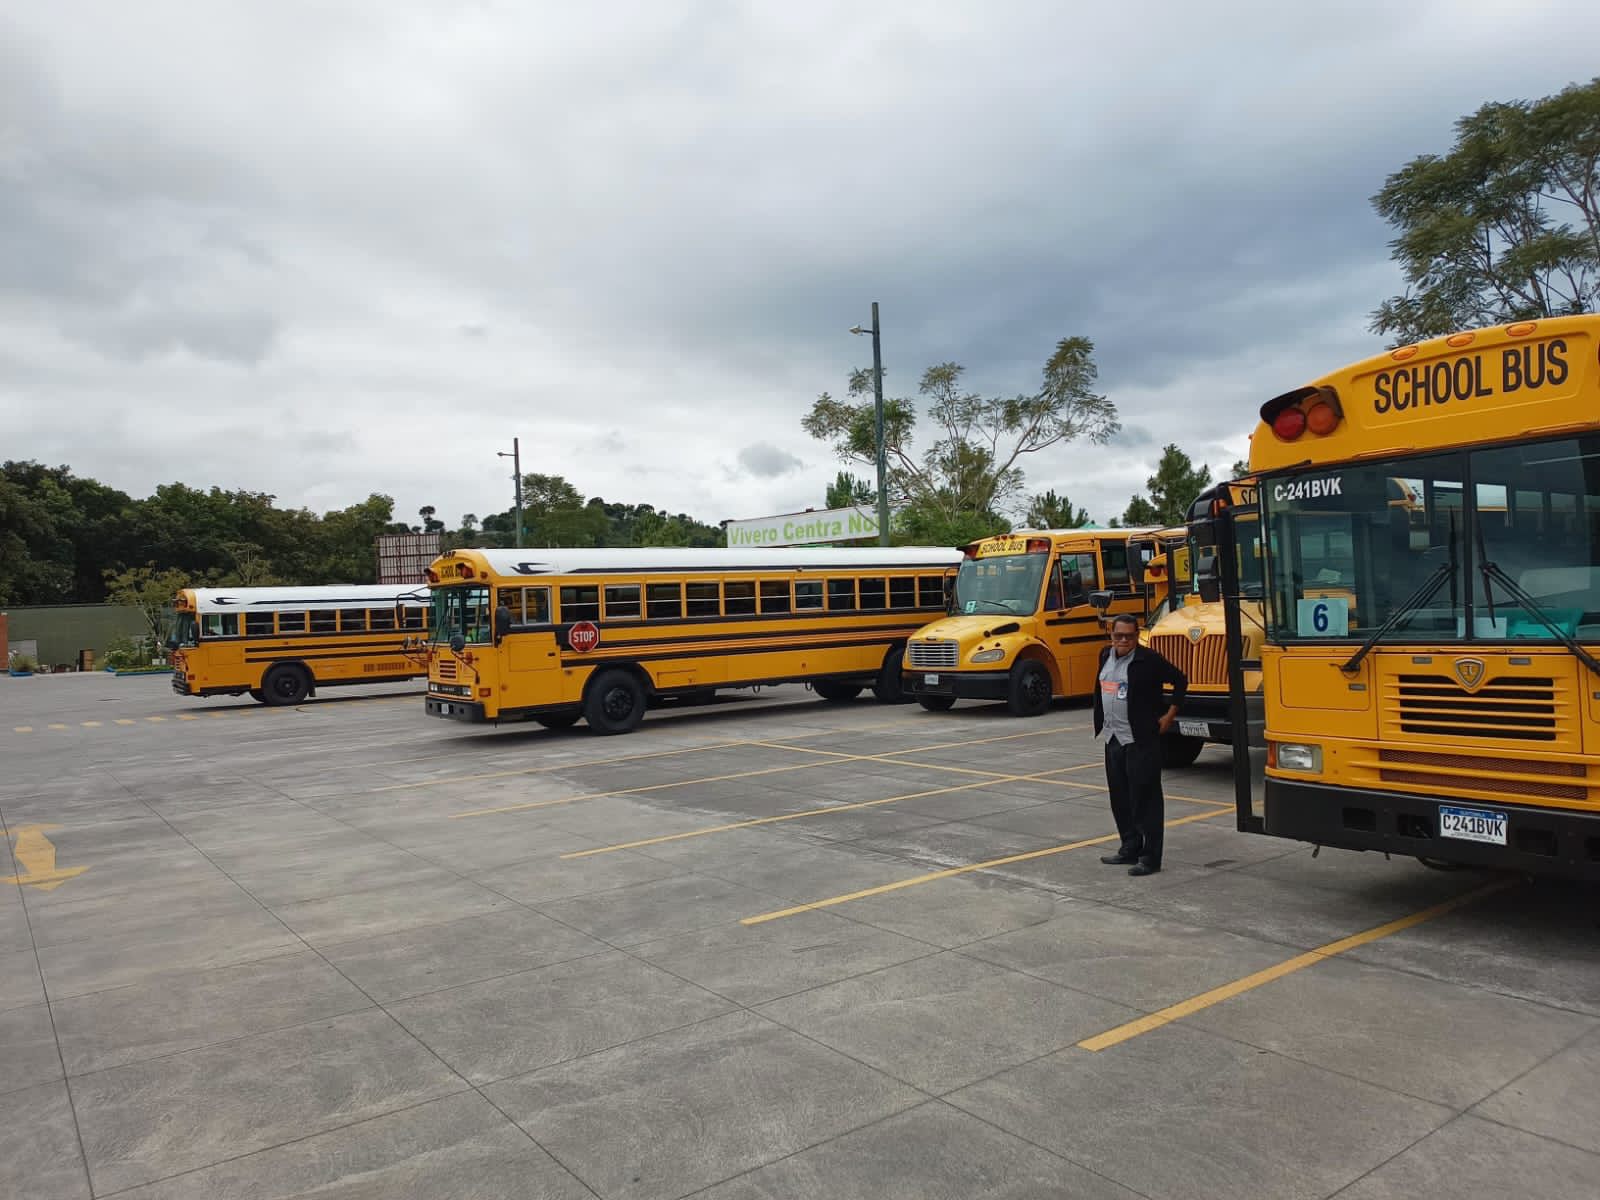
[
  {"left": 279, "top": 611, "right": 307, "bottom": 634},
  {"left": 512, "top": 586, "right": 551, "bottom": 623},
  {"left": 245, "top": 612, "right": 274, "bottom": 636},
  {"left": 1101, "top": 543, "right": 1130, "bottom": 588},
  {"left": 916, "top": 576, "right": 945, "bottom": 608},
  {"left": 795, "top": 580, "right": 823, "bottom": 610},
  {"left": 827, "top": 578, "right": 857, "bottom": 610},
  {"left": 560, "top": 585, "right": 599, "bottom": 623},
  {"left": 369, "top": 608, "right": 396, "bottom": 631},
  {"left": 338, "top": 609, "right": 367, "bottom": 633},
  {"left": 202, "top": 613, "right": 239, "bottom": 638},
  {"left": 859, "top": 578, "right": 887, "bottom": 609},
  {"left": 604, "top": 585, "right": 641, "bottom": 620},
  {"left": 401, "top": 607, "right": 425, "bottom": 630},
  {"left": 686, "top": 582, "right": 720, "bottom": 617},
  {"left": 1044, "top": 561, "right": 1064, "bottom": 611},
  {"left": 759, "top": 581, "right": 791, "bottom": 613},
  {"left": 724, "top": 581, "right": 756, "bottom": 615},
  {"left": 646, "top": 583, "right": 681, "bottom": 619},
  {"left": 889, "top": 577, "right": 915, "bottom": 608}
]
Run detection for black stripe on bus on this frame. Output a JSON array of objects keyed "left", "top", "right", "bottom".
[{"left": 559, "top": 632, "right": 903, "bottom": 667}]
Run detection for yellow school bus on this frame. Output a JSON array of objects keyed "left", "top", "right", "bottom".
[
  {"left": 1202, "top": 313, "right": 1600, "bottom": 879},
  {"left": 901, "top": 528, "right": 1151, "bottom": 715},
  {"left": 421, "top": 546, "right": 962, "bottom": 734},
  {"left": 169, "top": 585, "right": 429, "bottom": 705},
  {"left": 1142, "top": 482, "right": 1265, "bottom": 765},
  {"left": 1128, "top": 525, "right": 1190, "bottom": 627}
]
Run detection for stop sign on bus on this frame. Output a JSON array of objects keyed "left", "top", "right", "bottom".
[{"left": 567, "top": 620, "right": 600, "bottom": 653}]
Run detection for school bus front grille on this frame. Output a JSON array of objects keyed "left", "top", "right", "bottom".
[
  {"left": 1374, "top": 749, "right": 1589, "bottom": 803},
  {"left": 908, "top": 640, "right": 959, "bottom": 670},
  {"left": 435, "top": 659, "right": 457, "bottom": 681},
  {"left": 1390, "top": 674, "right": 1561, "bottom": 743},
  {"left": 1150, "top": 634, "right": 1228, "bottom": 687}
]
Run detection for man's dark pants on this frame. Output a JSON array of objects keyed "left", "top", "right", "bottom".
[{"left": 1104, "top": 736, "right": 1164, "bottom": 866}]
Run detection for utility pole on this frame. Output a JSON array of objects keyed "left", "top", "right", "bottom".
[
  {"left": 497, "top": 438, "right": 524, "bottom": 547},
  {"left": 851, "top": 302, "right": 891, "bottom": 547}
]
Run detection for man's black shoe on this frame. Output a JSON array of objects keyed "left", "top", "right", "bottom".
[
  {"left": 1127, "top": 862, "right": 1161, "bottom": 877},
  {"left": 1099, "top": 853, "right": 1138, "bottom": 865}
]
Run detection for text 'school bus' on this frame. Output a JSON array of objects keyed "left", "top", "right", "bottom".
[
  {"left": 901, "top": 528, "right": 1152, "bottom": 716},
  {"left": 169, "top": 586, "right": 429, "bottom": 705},
  {"left": 420, "top": 546, "right": 964, "bottom": 735},
  {"left": 1140, "top": 481, "right": 1266, "bottom": 767},
  {"left": 1197, "top": 313, "right": 1600, "bottom": 880}
]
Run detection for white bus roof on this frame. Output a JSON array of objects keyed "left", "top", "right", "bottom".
[
  {"left": 450, "top": 546, "right": 964, "bottom": 577},
  {"left": 182, "top": 585, "right": 428, "bottom": 614}
]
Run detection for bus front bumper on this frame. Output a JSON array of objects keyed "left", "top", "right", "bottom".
[
  {"left": 426, "top": 696, "right": 488, "bottom": 723},
  {"left": 1265, "top": 778, "right": 1600, "bottom": 882},
  {"left": 904, "top": 670, "right": 1010, "bottom": 702},
  {"left": 1174, "top": 692, "right": 1264, "bottom": 747}
]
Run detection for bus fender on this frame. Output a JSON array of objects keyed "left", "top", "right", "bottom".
[{"left": 1014, "top": 643, "right": 1063, "bottom": 696}]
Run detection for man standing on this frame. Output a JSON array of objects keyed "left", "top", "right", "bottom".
[{"left": 1093, "top": 613, "right": 1188, "bottom": 876}]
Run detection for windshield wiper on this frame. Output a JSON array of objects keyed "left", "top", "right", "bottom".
[
  {"left": 1475, "top": 556, "right": 1600, "bottom": 682},
  {"left": 1341, "top": 513, "right": 1458, "bottom": 675}
]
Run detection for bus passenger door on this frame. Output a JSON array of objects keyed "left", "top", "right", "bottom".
[{"left": 1047, "top": 553, "right": 1103, "bottom": 696}]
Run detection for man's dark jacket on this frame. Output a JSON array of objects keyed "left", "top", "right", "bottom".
[{"left": 1091, "top": 644, "right": 1188, "bottom": 745}]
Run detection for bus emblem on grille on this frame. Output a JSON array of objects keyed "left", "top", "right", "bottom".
[
  {"left": 1188, "top": 627, "right": 1204, "bottom": 643},
  {"left": 1453, "top": 658, "right": 1487, "bottom": 690}
]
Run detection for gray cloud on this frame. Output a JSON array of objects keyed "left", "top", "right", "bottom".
[{"left": 2, "top": 3, "right": 1598, "bottom": 531}]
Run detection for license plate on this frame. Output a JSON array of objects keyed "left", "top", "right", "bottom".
[
  {"left": 924, "top": 674, "right": 939, "bottom": 685},
  {"left": 1438, "top": 804, "right": 1507, "bottom": 845},
  {"left": 1178, "top": 719, "right": 1209, "bottom": 738}
]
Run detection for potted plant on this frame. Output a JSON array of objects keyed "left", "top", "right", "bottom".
[{"left": 7, "top": 652, "right": 38, "bottom": 677}]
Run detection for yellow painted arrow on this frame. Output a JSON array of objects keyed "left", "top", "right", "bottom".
[{"left": 3, "top": 824, "right": 89, "bottom": 892}]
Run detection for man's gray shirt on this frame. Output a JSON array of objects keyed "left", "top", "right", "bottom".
[{"left": 1097, "top": 649, "right": 1134, "bottom": 745}]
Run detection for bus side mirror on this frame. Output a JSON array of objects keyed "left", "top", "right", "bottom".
[
  {"left": 1088, "top": 590, "right": 1113, "bottom": 613},
  {"left": 449, "top": 633, "right": 467, "bottom": 654},
  {"left": 494, "top": 606, "right": 512, "bottom": 646},
  {"left": 1196, "top": 551, "right": 1221, "bottom": 603}
]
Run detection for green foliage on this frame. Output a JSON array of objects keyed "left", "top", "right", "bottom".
[
  {"left": 803, "top": 337, "right": 1118, "bottom": 542},
  {"left": 825, "top": 471, "right": 874, "bottom": 509},
  {"left": 104, "top": 565, "right": 192, "bottom": 644},
  {"left": 1371, "top": 77, "right": 1600, "bottom": 344},
  {"left": 1022, "top": 489, "right": 1092, "bottom": 529},
  {"left": 102, "top": 635, "right": 163, "bottom": 671},
  {"left": 8, "top": 651, "right": 39, "bottom": 673},
  {"left": 1230, "top": 459, "right": 1250, "bottom": 479},
  {"left": 1120, "top": 444, "right": 1212, "bottom": 527},
  {"left": 472, "top": 475, "right": 723, "bottom": 548}
]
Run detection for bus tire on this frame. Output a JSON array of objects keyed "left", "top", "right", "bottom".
[
  {"left": 872, "top": 646, "right": 910, "bottom": 703},
  {"left": 584, "top": 669, "right": 646, "bottom": 735},
  {"left": 918, "top": 695, "right": 956, "bottom": 712},
  {"left": 1006, "top": 659, "right": 1052, "bottom": 717},
  {"left": 1160, "top": 732, "right": 1206, "bottom": 768},
  {"left": 535, "top": 712, "right": 580, "bottom": 729},
  {"left": 249, "top": 689, "right": 265, "bottom": 703},
  {"left": 261, "top": 664, "right": 310, "bottom": 707},
  {"left": 813, "top": 680, "right": 863, "bottom": 702}
]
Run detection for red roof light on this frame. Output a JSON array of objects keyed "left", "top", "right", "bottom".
[{"left": 1272, "top": 407, "right": 1307, "bottom": 440}]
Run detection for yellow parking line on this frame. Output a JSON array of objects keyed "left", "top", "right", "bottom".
[
  {"left": 176, "top": 714, "right": 199, "bottom": 721},
  {"left": 561, "top": 775, "right": 1044, "bottom": 858},
  {"left": 48, "top": 723, "right": 68, "bottom": 731},
  {"left": 145, "top": 716, "right": 166, "bottom": 723},
  {"left": 1076, "top": 876, "right": 1519, "bottom": 1052},
  {"left": 81, "top": 721, "right": 102, "bottom": 728},
  {"left": 208, "top": 712, "right": 228, "bottom": 719},
  {"left": 742, "top": 808, "right": 1229, "bottom": 926},
  {"left": 1037, "top": 772, "right": 1232, "bottom": 810},
  {"left": 114, "top": 719, "right": 136, "bottom": 726},
  {"left": 13, "top": 726, "right": 32, "bottom": 733}
]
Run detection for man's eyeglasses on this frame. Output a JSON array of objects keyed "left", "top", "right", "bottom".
[{"left": 1109, "top": 631, "right": 1136, "bottom": 641}]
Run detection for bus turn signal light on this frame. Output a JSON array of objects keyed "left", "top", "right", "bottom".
[{"left": 1306, "top": 400, "right": 1340, "bottom": 435}]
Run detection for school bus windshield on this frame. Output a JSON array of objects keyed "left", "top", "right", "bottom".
[
  {"left": 953, "top": 554, "right": 1048, "bottom": 615},
  {"left": 431, "top": 585, "right": 492, "bottom": 645}
]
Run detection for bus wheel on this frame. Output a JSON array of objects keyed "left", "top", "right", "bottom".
[
  {"left": 1006, "top": 660, "right": 1052, "bottom": 717},
  {"left": 585, "top": 669, "right": 646, "bottom": 735},
  {"left": 249, "top": 689, "right": 265, "bottom": 703},
  {"left": 1160, "top": 733, "right": 1206, "bottom": 768},
  {"left": 813, "top": 680, "right": 863, "bottom": 702},
  {"left": 872, "top": 647, "right": 911, "bottom": 703},
  {"left": 535, "top": 712, "right": 580, "bottom": 729},
  {"left": 918, "top": 695, "right": 956, "bottom": 712},
  {"left": 261, "top": 665, "right": 310, "bottom": 707}
]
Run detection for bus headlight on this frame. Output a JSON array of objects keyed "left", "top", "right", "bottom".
[
  {"left": 970, "top": 646, "right": 1006, "bottom": 664},
  {"left": 1272, "top": 742, "right": 1322, "bottom": 772}
]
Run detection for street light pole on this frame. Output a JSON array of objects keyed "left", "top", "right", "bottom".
[
  {"left": 496, "top": 438, "right": 523, "bottom": 548},
  {"left": 851, "top": 302, "right": 890, "bottom": 547}
]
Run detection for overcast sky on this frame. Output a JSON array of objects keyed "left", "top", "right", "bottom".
[{"left": 4, "top": 2, "right": 1599, "bottom": 533}]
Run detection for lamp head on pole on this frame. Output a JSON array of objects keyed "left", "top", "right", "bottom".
[{"left": 849, "top": 325, "right": 866, "bottom": 336}]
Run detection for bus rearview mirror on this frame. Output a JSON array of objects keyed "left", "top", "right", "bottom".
[{"left": 1087, "top": 590, "right": 1112, "bottom": 613}]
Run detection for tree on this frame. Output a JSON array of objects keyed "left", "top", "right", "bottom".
[
  {"left": 803, "top": 337, "right": 1118, "bottom": 544},
  {"left": 418, "top": 505, "right": 445, "bottom": 534},
  {"left": 104, "top": 564, "right": 191, "bottom": 646},
  {"left": 824, "top": 471, "right": 874, "bottom": 510},
  {"left": 1022, "top": 489, "right": 1092, "bottom": 529},
  {"left": 1120, "top": 444, "right": 1212, "bottom": 527},
  {"left": 1371, "top": 78, "right": 1600, "bottom": 344},
  {"left": 1230, "top": 459, "right": 1249, "bottom": 479}
]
